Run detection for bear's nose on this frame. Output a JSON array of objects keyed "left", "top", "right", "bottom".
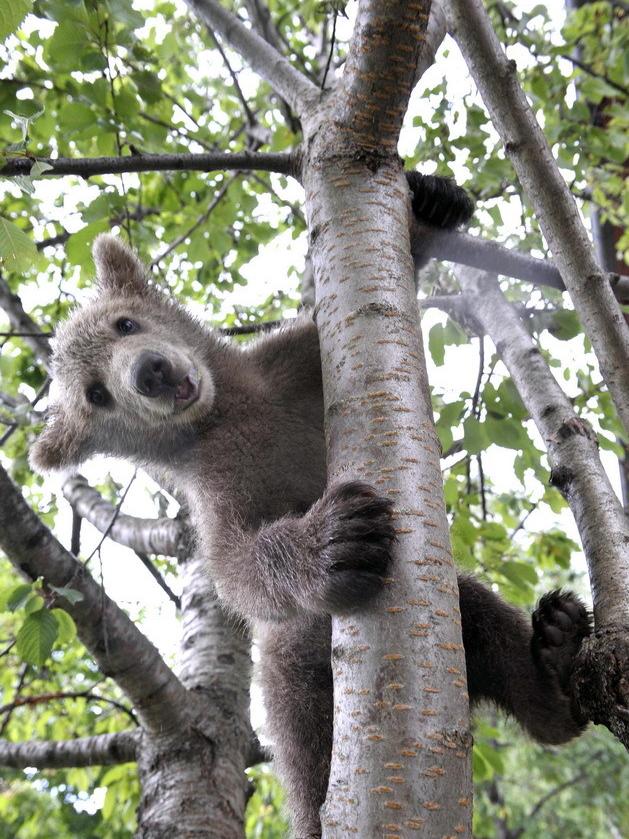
[{"left": 132, "top": 352, "right": 176, "bottom": 397}]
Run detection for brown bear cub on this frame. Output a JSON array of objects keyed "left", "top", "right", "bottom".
[{"left": 31, "top": 184, "right": 590, "bottom": 838}]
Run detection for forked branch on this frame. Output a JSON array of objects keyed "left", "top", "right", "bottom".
[{"left": 0, "top": 464, "right": 188, "bottom": 733}]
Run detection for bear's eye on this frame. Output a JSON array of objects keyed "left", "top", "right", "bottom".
[
  {"left": 116, "top": 318, "right": 138, "bottom": 335},
  {"left": 86, "top": 384, "right": 110, "bottom": 407}
]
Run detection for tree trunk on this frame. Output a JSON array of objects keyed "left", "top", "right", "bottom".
[
  {"left": 300, "top": 3, "right": 472, "bottom": 834},
  {"left": 136, "top": 549, "right": 252, "bottom": 838}
]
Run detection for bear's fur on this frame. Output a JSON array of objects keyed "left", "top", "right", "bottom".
[{"left": 31, "top": 231, "right": 591, "bottom": 838}]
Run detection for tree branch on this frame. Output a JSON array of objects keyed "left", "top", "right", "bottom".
[
  {"left": 183, "top": 0, "right": 318, "bottom": 115},
  {"left": 337, "top": 0, "right": 433, "bottom": 151},
  {"left": 444, "top": 0, "right": 629, "bottom": 434},
  {"left": 455, "top": 267, "right": 629, "bottom": 627},
  {"left": 0, "top": 275, "right": 51, "bottom": 369},
  {"left": 0, "top": 151, "right": 297, "bottom": 180},
  {"left": 62, "top": 474, "right": 183, "bottom": 557},
  {"left": 412, "top": 224, "right": 629, "bottom": 301},
  {"left": 413, "top": 0, "right": 448, "bottom": 87},
  {"left": 0, "top": 464, "right": 189, "bottom": 733},
  {"left": 0, "top": 730, "right": 139, "bottom": 769}
]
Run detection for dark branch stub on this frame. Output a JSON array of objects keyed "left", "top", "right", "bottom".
[{"left": 572, "top": 627, "right": 629, "bottom": 749}]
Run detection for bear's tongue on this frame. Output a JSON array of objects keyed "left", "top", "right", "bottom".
[{"left": 175, "top": 376, "right": 194, "bottom": 402}]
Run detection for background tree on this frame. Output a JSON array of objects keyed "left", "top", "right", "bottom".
[{"left": 0, "top": 0, "right": 627, "bottom": 837}]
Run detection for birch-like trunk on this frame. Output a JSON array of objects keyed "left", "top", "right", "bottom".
[
  {"left": 136, "top": 551, "right": 252, "bottom": 838},
  {"left": 443, "top": 0, "right": 629, "bottom": 435},
  {"left": 456, "top": 268, "right": 629, "bottom": 748},
  {"left": 300, "top": 2, "right": 472, "bottom": 834}
]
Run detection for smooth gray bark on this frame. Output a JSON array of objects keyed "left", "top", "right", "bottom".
[
  {"left": 444, "top": 0, "right": 629, "bottom": 435},
  {"left": 455, "top": 267, "right": 629, "bottom": 748},
  {"left": 63, "top": 474, "right": 183, "bottom": 557},
  {"left": 412, "top": 223, "right": 629, "bottom": 302},
  {"left": 136, "top": 550, "right": 252, "bottom": 839},
  {"left": 456, "top": 268, "right": 629, "bottom": 628},
  {"left": 183, "top": 0, "right": 318, "bottom": 114},
  {"left": 0, "top": 730, "right": 139, "bottom": 768}
]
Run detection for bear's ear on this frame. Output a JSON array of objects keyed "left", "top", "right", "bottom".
[
  {"left": 92, "top": 234, "right": 148, "bottom": 296},
  {"left": 29, "top": 406, "right": 89, "bottom": 473}
]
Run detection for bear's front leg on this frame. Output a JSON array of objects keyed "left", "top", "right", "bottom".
[{"left": 210, "top": 482, "right": 395, "bottom": 623}]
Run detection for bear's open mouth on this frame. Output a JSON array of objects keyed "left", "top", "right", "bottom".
[{"left": 174, "top": 370, "right": 199, "bottom": 411}]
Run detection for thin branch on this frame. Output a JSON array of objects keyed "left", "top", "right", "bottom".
[
  {"left": 0, "top": 690, "right": 138, "bottom": 726},
  {"left": 37, "top": 206, "right": 161, "bottom": 251},
  {"left": 149, "top": 177, "right": 236, "bottom": 268},
  {"left": 0, "top": 276, "right": 52, "bottom": 369},
  {"left": 509, "top": 751, "right": 604, "bottom": 838},
  {"left": 0, "top": 463, "right": 189, "bottom": 732},
  {"left": 0, "top": 730, "right": 139, "bottom": 769},
  {"left": 444, "top": 0, "right": 629, "bottom": 434},
  {"left": 208, "top": 31, "right": 257, "bottom": 128},
  {"left": 412, "top": 1, "right": 448, "bottom": 88},
  {"left": 0, "top": 151, "right": 298, "bottom": 180},
  {"left": 62, "top": 474, "right": 183, "bottom": 557},
  {"left": 83, "top": 471, "right": 138, "bottom": 566},
  {"left": 0, "top": 665, "right": 28, "bottom": 738},
  {"left": 133, "top": 552, "right": 181, "bottom": 610},
  {"left": 560, "top": 52, "right": 629, "bottom": 97},
  {"left": 183, "top": 0, "right": 318, "bottom": 115},
  {"left": 411, "top": 224, "right": 629, "bottom": 302}
]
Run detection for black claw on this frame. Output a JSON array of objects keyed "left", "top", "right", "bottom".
[
  {"left": 531, "top": 590, "right": 592, "bottom": 691},
  {"left": 317, "top": 481, "right": 395, "bottom": 614}
]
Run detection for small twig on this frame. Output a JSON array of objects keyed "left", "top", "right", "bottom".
[
  {"left": 149, "top": 178, "right": 236, "bottom": 269},
  {"left": 0, "top": 664, "right": 28, "bottom": 738},
  {"left": 0, "top": 690, "right": 138, "bottom": 726},
  {"left": 133, "top": 552, "right": 180, "bottom": 609},
  {"left": 321, "top": 9, "right": 338, "bottom": 89},
  {"left": 83, "top": 471, "right": 138, "bottom": 567}
]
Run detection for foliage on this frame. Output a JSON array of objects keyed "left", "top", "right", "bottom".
[{"left": 0, "top": 0, "right": 626, "bottom": 836}]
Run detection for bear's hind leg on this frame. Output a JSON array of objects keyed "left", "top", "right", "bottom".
[{"left": 258, "top": 615, "right": 333, "bottom": 839}]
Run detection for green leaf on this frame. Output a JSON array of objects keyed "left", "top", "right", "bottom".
[
  {"left": 0, "top": 217, "right": 39, "bottom": 272},
  {"left": 0, "top": 0, "right": 31, "bottom": 42},
  {"left": 45, "top": 20, "right": 91, "bottom": 71},
  {"left": 51, "top": 608, "right": 77, "bottom": 644},
  {"left": 16, "top": 608, "right": 59, "bottom": 666},
  {"left": 462, "top": 416, "right": 489, "bottom": 455},
  {"left": 5, "top": 583, "right": 32, "bottom": 612},
  {"left": 49, "top": 584, "right": 84, "bottom": 604},
  {"left": 429, "top": 323, "right": 446, "bottom": 366},
  {"left": 30, "top": 160, "right": 53, "bottom": 178}
]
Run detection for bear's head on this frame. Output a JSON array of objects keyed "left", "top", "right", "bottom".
[{"left": 30, "top": 235, "right": 217, "bottom": 472}]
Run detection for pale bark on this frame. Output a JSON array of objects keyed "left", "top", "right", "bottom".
[
  {"left": 456, "top": 268, "right": 629, "bottom": 627},
  {"left": 413, "top": 223, "right": 629, "bottom": 301},
  {"left": 63, "top": 474, "right": 183, "bottom": 557},
  {"left": 0, "top": 730, "right": 138, "bottom": 768},
  {"left": 455, "top": 267, "right": 629, "bottom": 747},
  {"left": 183, "top": 0, "right": 318, "bottom": 115},
  {"left": 444, "top": 0, "right": 629, "bottom": 434},
  {"left": 0, "top": 463, "right": 188, "bottom": 733},
  {"left": 300, "top": 2, "right": 472, "bottom": 835},
  {"left": 137, "top": 551, "right": 252, "bottom": 839}
]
